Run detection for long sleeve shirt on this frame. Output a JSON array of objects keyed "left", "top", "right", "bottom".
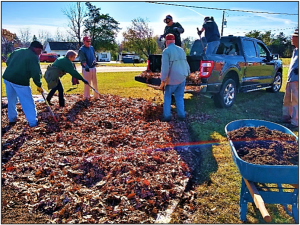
[
  {"left": 78, "top": 45, "right": 96, "bottom": 68},
  {"left": 203, "top": 20, "right": 220, "bottom": 43},
  {"left": 3, "top": 48, "right": 42, "bottom": 87},
  {"left": 161, "top": 43, "right": 190, "bottom": 85},
  {"left": 163, "top": 22, "right": 184, "bottom": 46},
  {"left": 287, "top": 48, "right": 298, "bottom": 82},
  {"left": 52, "top": 56, "right": 84, "bottom": 81}
]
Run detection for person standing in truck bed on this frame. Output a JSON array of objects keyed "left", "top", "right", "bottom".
[
  {"left": 160, "top": 15, "right": 184, "bottom": 47},
  {"left": 198, "top": 16, "right": 220, "bottom": 55}
]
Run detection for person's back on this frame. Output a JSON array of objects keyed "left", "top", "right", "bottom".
[
  {"left": 161, "top": 43, "right": 190, "bottom": 85},
  {"left": 3, "top": 48, "right": 41, "bottom": 86},
  {"left": 203, "top": 18, "right": 220, "bottom": 43}
]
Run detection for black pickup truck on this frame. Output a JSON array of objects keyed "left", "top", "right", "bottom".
[{"left": 135, "top": 35, "right": 283, "bottom": 108}]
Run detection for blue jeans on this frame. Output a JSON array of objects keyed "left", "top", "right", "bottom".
[
  {"left": 4, "top": 79, "right": 38, "bottom": 127},
  {"left": 206, "top": 40, "right": 220, "bottom": 55},
  {"left": 163, "top": 81, "right": 186, "bottom": 120},
  {"left": 47, "top": 79, "right": 65, "bottom": 106}
]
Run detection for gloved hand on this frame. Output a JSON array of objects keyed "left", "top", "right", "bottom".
[
  {"left": 159, "top": 35, "right": 164, "bottom": 41},
  {"left": 37, "top": 87, "right": 44, "bottom": 93},
  {"left": 197, "top": 30, "right": 203, "bottom": 36},
  {"left": 173, "top": 27, "right": 178, "bottom": 31},
  {"left": 82, "top": 79, "right": 89, "bottom": 85},
  {"left": 85, "top": 64, "right": 90, "bottom": 72}
]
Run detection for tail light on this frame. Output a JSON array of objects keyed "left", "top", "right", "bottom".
[
  {"left": 200, "top": 60, "right": 214, "bottom": 78},
  {"left": 147, "top": 60, "right": 150, "bottom": 71}
]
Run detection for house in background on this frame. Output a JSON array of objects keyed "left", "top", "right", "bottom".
[
  {"left": 44, "top": 42, "right": 82, "bottom": 60},
  {"left": 44, "top": 41, "right": 107, "bottom": 62}
]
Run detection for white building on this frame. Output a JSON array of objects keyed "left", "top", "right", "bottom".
[{"left": 44, "top": 41, "right": 105, "bottom": 62}]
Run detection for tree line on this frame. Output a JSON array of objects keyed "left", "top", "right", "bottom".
[{"left": 2, "top": 2, "right": 295, "bottom": 61}]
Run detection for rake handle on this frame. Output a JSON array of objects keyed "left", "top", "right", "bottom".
[{"left": 41, "top": 92, "right": 58, "bottom": 122}]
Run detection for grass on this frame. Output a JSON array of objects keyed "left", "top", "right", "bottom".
[{"left": 1, "top": 63, "right": 298, "bottom": 223}]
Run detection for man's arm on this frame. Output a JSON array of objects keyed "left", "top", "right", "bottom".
[
  {"left": 161, "top": 50, "right": 170, "bottom": 82},
  {"left": 78, "top": 50, "right": 87, "bottom": 67},
  {"left": 175, "top": 22, "right": 184, "bottom": 34}
]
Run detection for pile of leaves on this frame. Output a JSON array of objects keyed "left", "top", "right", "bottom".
[
  {"left": 2, "top": 94, "right": 190, "bottom": 223},
  {"left": 139, "top": 70, "right": 202, "bottom": 85},
  {"left": 227, "top": 126, "right": 298, "bottom": 165}
]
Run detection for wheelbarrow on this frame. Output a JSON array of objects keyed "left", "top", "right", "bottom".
[{"left": 225, "top": 119, "right": 298, "bottom": 223}]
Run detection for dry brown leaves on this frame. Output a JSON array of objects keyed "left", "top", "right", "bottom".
[
  {"left": 2, "top": 94, "right": 190, "bottom": 223},
  {"left": 139, "top": 70, "right": 202, "bottom": 85}
]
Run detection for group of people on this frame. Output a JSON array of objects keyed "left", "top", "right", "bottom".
[
  {"left": 158, "top": 14, "right": 221, "bottom": 122},
  {"left": 2, "top": 15, "right": 298, "bottom": 128},
  {"left": 3, "top": 36, "right": 99, "bottom": 127}
]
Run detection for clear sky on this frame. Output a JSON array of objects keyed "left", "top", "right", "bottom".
[{"left": 1, "top": 1, "right": 298, "bottom": 43}]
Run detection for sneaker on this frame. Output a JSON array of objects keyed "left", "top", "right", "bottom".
[
  {"left": 178, "top": 117, "right": 185, "bottom": 121},
  {"left": 160, "top": 117, "right": 171, "bottom": 122},
  {"left": 9, "top": 121, "right": 16, "bottom": 126}
]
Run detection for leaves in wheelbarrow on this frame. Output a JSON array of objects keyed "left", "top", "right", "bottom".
[
  {"left": 227, "top": 126, "right": 298, "bottom": 165},
  {"left": 1, "top": 94, "right": 190, "bottom": 224}
]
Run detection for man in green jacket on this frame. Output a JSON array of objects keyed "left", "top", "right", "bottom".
[
  {"left": 3, "top": 41, "right": 44, "bottom": 127},
  {"left": 160, "top": 15, "right": 184, "bottom": 47},
  {"left": 45, "top": 50, "right": 89, "bottom": 107}
]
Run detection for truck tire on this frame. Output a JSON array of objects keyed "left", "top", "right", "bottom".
[
  {"left": 213, "top": 78, "right": 237, "bottom": 108},
  {"left": 266, "top": 72, "right": 282, "bottom": 93}
]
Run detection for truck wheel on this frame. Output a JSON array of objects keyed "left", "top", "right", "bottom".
[
  {"left": 214, "top": 78, "right": 237, "bottom": 108},
  {"left": 266, "top": 72, "right": 282, "bottom": 93}
]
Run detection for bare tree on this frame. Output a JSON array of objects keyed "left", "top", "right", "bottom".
[
  {"left": 38, "top": 29, "right": 53, "bottom": 45},
  {"left": 54, "top": 28, "right": 64, "bottom": 42},
  {"left": 18, "top": 28, "right": 31, "bottom": 47},
  {"left": 122, "top": 18, "right": 158, "bottom": 58},
  {"left": 62, "top": 2, "right": 86, "bottom": 46}
]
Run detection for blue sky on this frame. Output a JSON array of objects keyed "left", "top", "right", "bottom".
[{"left": 1, "top": 1, "right": 298, "bottom": 43}]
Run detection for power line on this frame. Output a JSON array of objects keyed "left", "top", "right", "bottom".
[{"left": 146, "top": 2, "right": 298, "bottom": 16}]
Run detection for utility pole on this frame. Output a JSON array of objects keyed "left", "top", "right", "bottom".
[{"left": 221, "top": 10, "right": 225, "bottom": 36}]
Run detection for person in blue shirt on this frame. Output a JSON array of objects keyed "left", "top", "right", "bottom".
[
  {"left": 198, "top": 16, "right": 220, "bottom": 55},
  {"left": 78, "top": 36, "right": 99, "bottom": 99},
  {"left": 160, "top": 34, "right": 190, "bottom": 122},
  {"left": 282, "top": 29, "right": 298, "bottom": 128}
]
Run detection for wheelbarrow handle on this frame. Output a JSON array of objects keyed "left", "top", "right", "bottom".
[
  {"left": 244, "top": 178, "right": 271, "bottom": 223},
  {"left": 41, "top": 92, "right": 58, "bottom": 123}
]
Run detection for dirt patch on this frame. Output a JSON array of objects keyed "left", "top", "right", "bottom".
[{"left": 227, "top": 126, "right": 298, "bottom": 165}]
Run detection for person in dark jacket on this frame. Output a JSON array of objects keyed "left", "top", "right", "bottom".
[
  {"left": 198, "top": 16, "right": 221, "bottom": 55},
  {"left": 2, "top": 41, "right": 44, "bottom": 127},
  {"left": 45, "top": 50, "right": 89, "bottom": 107},
  {"left": 160, "top": 15, "right": 184, "bottom": 47},
  {"left": 78, "top": 36, "right": 99, "bottom": 99}
]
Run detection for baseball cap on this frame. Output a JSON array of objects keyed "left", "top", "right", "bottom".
[
  {"left": 163, "top": 15, "right": 173, "bottom": 23},
  {"left": 83, "top": 36, "right": 91, "bottom": 41},
  {"left": 292, "top": 29, "right": 298, "bottom": 36},
  {"left": 165, "top": 33, "right": 175, "bottom": 41},
  {"left": 29, "top": 41, "right": 43, "bottom": 49}
]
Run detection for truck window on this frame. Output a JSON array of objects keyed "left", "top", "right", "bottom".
[
  {"left": 257, "top": 42, "right": 268, "bottom": 58},
  {"left": 217, "top": 39, "right": 239, "bottom": 55},
  {"left": 243, "top": 40, "right": 257, "bottom": 58}
]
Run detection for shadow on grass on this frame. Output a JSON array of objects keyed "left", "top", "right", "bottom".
[{"left": 66, "top": 86, "right": 78, "bottom": 92}]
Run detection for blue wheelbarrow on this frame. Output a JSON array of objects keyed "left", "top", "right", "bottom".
[{"left": 225, "top": 119, "right": 298, "bottom": 223}]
